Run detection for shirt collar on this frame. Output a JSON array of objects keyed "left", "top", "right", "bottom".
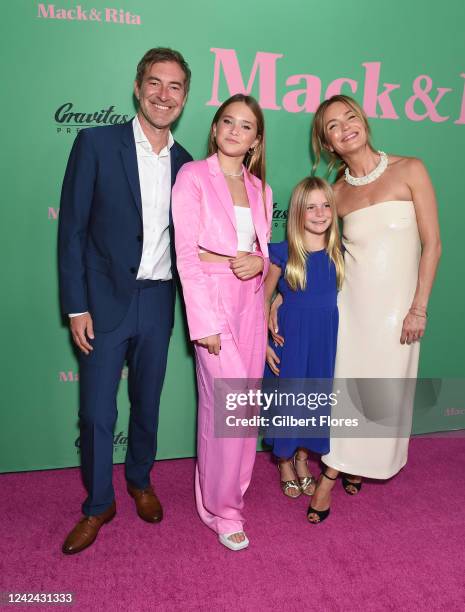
[{"left": 133, "top": 115, "right": 174, "bottom": 155}]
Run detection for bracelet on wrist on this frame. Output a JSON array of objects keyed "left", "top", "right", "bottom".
[{"left": 409, "top": 308, "right": 427, "bottom": 318}]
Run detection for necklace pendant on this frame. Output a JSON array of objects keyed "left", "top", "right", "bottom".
[{"left": 344, "top": 151, "right": 388, "bottom": 186}]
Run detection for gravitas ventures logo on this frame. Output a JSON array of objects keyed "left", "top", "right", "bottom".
[
  {"left": 272, "top": 201, "right": 287, "bottom": 230},
  {"left": 75, "top": 430, "right": 128, "bottom": 451},
  {"left": 37, "top": 4, "right": 141, "bottom": 25},
  {"left": 54, "top": 102, "right": 130, "bottom": 134}
]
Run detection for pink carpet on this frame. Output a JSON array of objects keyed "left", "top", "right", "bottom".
[{"left": 1, "top": 438, "right": 464, "bottom": 611}]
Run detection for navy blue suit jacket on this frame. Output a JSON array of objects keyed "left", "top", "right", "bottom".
[{"left": 58, "top": 120, "right": 192, "bottom": 332}]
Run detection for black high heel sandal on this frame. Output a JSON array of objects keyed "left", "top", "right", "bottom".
[
  {"left": 342, "top": 474, "right": 362, "bottom": 495},
  {"left": 307, "top": 471, "right": 338, "bottom": 524}
]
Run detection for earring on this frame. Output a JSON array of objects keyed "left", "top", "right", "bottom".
[{"left": 248, "top": 147, "right": 255, "bottom": 154}]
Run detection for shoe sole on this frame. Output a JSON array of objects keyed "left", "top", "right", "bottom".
[{"left": 137, "top": 512, "right": 163, "bottom": 523}]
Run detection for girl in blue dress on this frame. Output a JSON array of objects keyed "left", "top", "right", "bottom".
[{"left": 263, "top": 177, "right": 344, "bottom": 499}]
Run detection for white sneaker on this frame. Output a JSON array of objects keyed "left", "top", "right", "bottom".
[{"left": 218, "top": 532, "right": 249, "bottom": 551}]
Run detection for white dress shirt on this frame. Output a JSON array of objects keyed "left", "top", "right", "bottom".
[
  {"left": 69, "top": 116, "right": 173, "bottom": 317},
  {"left": 133, "top": 115, "right": 173, "bottom": 281}
]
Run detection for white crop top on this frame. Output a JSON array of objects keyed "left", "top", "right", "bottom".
[
  {"left": 199, "top": 205, "right": 257, "bottom": 254},
  {"left": 234, "top": 205, "right": 256, "bottom": 252}
]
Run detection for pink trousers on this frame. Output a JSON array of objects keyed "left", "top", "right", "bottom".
[{"left": 194, "top": 262, "right": 266, "bottom": 535}]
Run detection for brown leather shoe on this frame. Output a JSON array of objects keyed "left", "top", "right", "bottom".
[
  {"left": 127, "top": 483, "right": 163, "bottom": 523},
  {"left": 62, "top": 501, "right": 116, "bottom": 555}
]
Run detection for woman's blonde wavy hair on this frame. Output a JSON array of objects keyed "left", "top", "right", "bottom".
[
  {"left": 311, "top": 94, "right": 374, "bottom": 177},
  {"left": 285, "top": 176, "right": 344, "bottom": 291}
]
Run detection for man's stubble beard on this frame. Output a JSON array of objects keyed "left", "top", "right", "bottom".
[{"left": 138, "top": 100, "right": 182, "bottom": 132}]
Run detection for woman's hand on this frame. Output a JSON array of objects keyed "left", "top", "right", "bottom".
[
  {"left": 269, "top": 294, "right": 284, "bottom": 346},
  {"left": 196, "top": 334, "right": 221, "bottom": 355},
  {"left": 400, "top": 310, "right": 427, "bottom": 345},
  {"left": 229, "top": 254, "right": 264, "bottom": 280},
  {"left": 266, "top": 345, "right": 280, "bottom": 375}
]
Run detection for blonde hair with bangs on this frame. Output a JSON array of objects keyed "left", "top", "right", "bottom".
[
  {"left": 311, "top": 95, "right": 374, "bottom": 176},
  {"left": 285, "top": 177, "right": 344, "bottom": 291}
]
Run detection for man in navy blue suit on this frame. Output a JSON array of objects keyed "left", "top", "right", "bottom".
[{"left": 58, "top": 48, "right": 192, "bottom": 554}]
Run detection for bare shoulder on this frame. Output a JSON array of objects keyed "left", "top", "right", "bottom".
[
  {"left": 388, "top": 155, "right": 431, "bottom": 189},
  {"left": 389, "top": 154, "right": 427, "bottom": 174}
]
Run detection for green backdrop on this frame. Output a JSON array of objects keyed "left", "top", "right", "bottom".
[{"left": 1, "top": 0, "right": 464, "bottom": 472}]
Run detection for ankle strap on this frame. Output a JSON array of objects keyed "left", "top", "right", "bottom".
[{"left": 322, "top": 471, "right": 337, "bottom": 481}]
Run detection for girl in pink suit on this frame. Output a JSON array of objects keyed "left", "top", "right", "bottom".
[{"left": 172, "top": 94, "right": 272, "bottom": 551}]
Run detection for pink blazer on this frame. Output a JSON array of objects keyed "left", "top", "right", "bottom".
[{"left": 172, "top": 153, "right": 273, "bottom": 341}]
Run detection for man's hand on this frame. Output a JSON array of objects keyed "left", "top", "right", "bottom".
[
  {"left": 229, "top": 254, "right": 264, "bottom": 280},
  {"left": 70, "top": 313, "right": 95, "bottom": 355}
]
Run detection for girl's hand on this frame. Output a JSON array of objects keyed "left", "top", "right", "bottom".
[
  {"left": 269, "top": 294, "right": 284, "bottom": 346},
  {"left": 266, "top": 345, "right": 280, "bottom": 375},
  {"left": 229, "top": 254, "right": 264, "bottom": 280},
  {"left": 196, "top": 334, "right": 221, "bottom": 355},
  {"left": 400, "top": 311, "right": 427, "bottom": 345}
]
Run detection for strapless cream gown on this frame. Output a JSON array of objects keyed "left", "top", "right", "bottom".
[{"left": 322, "top": 201, "right": 421, "bottom": 479}]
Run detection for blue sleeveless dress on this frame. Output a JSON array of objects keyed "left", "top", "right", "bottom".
[{"left": 263, "top": 241, "right": 339, "bottom": 458}]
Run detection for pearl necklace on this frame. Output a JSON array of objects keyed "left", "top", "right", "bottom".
[
  {"left": 344, "top": 151, "right": 388, "bottom": 186},
  {"left": 220, "top": 166, "right": 244, "bottom": 178}
]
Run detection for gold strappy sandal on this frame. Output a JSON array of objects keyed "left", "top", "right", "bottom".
[
  {"left": 294, "top": 454, "right": 316, "bottom": 496},
  {"left": 277, "top": 461, "right": 301, "bottom": 498}
]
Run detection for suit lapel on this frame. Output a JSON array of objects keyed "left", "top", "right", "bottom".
[
  {"left": 207, "top": 154, "right": 236, "bottom": 230},
  {"left": 169, "top": 145, "right": 178, "bottom": 248},
  {"left": 206, "top": 154, "right": 267, "bottom": 248},
  {"left": 244, "top": 169, "right": 266, "bottom": 250},
  {"left": 170, "top": 143, "right": 179, "bottom": 188},
  {"left": 120, "top": 120, "right": 142, "bottom": 218},
  {"left": 244, "top": 170, "right": 260, "bottom": 224}
]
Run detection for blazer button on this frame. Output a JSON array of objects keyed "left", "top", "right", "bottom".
[
  {"left": 137, "top": 235, "right": 142, "bottom": 242},
  {"left": 130, "top": 267, "right": 137, "bottom": 274}
]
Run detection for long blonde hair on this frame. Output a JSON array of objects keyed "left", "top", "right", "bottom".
[
  {"left": 285, "top": 177, "right": 344, "bottom": 291},
  {"left": 311, "top": 95, "right": 374, "bottom": 177},
  {"left": 208, "top": 94, "right": 267, "bottom": 219}
]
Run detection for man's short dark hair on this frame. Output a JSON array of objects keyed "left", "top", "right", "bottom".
[{"left": 136, "top": 48, "right": 191, "bottom": 93}]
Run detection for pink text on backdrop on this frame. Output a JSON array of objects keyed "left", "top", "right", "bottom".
[
  {"left": 37, "top": 4, "right": 141, "bottom": 25},
  {"left": 207, "top": 48, "right": 465, "bottom": 124},
  {"left": 59, "top": 369, "right": 127, "bottom": 382}
]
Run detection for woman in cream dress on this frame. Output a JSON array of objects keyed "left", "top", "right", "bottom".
[
  {"left": 271, "top": 95, "right": 441, "bottom": 522},
  {"left": 324, "top": 200, "right": 421, "bottom": 479}
]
